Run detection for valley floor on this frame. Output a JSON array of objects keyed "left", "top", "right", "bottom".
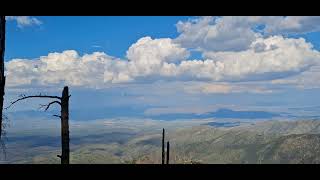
[{"left": 1, "top": 118, "right": 320, "bottom": 164}]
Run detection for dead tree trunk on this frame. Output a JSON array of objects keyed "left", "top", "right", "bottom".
[
  {"left": 0, "top": 16, "right": 6, "bottom": 139},
  {"left": 166, "top": 141, "right": 170, "bottom": 164},
  {"left": 6, "top": 86, "right": 71, "bottom": 164},
  {"left": 60, "top": 86, "right": 70, "bottom": 164},
  {"left": 162, "top": 128, "right": 165, "bottom": 164}
]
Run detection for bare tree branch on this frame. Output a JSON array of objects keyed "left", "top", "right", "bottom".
[
  {"left": 39, "top": 101, "right": 61, "bottom": 111},
  {"left": 53, "top": 114, "right": 62, "bottom": 118},
  {"left": 5, "top": 95, "right": 61, "bottom": 110}
]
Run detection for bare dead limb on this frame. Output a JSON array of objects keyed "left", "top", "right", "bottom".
[
  {"left": 39, "top": 101, "right": 61, "bottom": 111},
  {"left": 5, "top": 95, "right": 61, "bottom": 110},
  {"left": 53, "top": 114, "right": 62, "bottom": 118},
  {"left": 166, "top": 141, "right": 170, "bottom": 164},
  {"left": 162, "top": 128, "right": 165, "bottom": 164}
]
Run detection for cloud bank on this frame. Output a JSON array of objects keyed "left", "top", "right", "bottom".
[
  {"left": 175, "top": 16, "right": 320, "bottom": 52},
  {"left": 5, "top": 16, "right": 320, "bottom": 92}
]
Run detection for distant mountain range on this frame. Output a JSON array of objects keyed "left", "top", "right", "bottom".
[
  {"left": 6, "top": 107, "right": 282, "bottom": 121},
  {"left": 149, "top": 108, "right": 280, "bottom": 120}
]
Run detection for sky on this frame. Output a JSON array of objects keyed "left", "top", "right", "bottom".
[
  {"left": 3, "top": 16, "right": 320, "bottom": 119},
  {"left": 5, "top": 16, "right": 192, "bottom": 59}
]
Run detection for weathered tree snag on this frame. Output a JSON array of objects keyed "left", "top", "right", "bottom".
[
  {"left": 0, "top": 16, "right": 6, "bottom": 140},
  {"left": 162, "top": 128, "right": 165, "bottom": 164},
  {"left": 60, "top": 86, "right": 70, "bottom": 164},
  {"left": 6, "top": 86, "right": 71, "bottom": 164},
  {"left": 166, "top": 141, "right": 170, "bottom": 164}
]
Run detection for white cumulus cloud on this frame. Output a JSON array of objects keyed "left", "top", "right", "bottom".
[
  {"left": 174, "top": 16, "right": 320, "bottom": 52},
  {"left": 175, "top": 16, "right": 261, "bottom": 52},
  {"left": 6, "top": 50, "right": 114, "bottom": 88},
  {"left": 264, "top": 16, "right": 320, "bottom": 35},
  {"left": 5, "top": 35, "right": 320, "bottom": 88}
]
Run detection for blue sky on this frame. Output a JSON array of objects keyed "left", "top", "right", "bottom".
[
  {"left": 5, "top": 16, "right": 193, "bottom": 60},
  {"left": 6, "top": 16, "right": 320, "bottom": 60},
  {"left": 4, "top": 16, "right": 320, "bottom": 119}
]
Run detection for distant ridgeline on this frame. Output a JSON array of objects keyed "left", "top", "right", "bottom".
[
  {"left": 205, "top": 121, "right": 241, "bottom": 128},
  {"left": 6, "top": 108, "right": 282, "bottom": 121},
  {"left": 147, "top": 108, "right": 280, "bottom": 121}
]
